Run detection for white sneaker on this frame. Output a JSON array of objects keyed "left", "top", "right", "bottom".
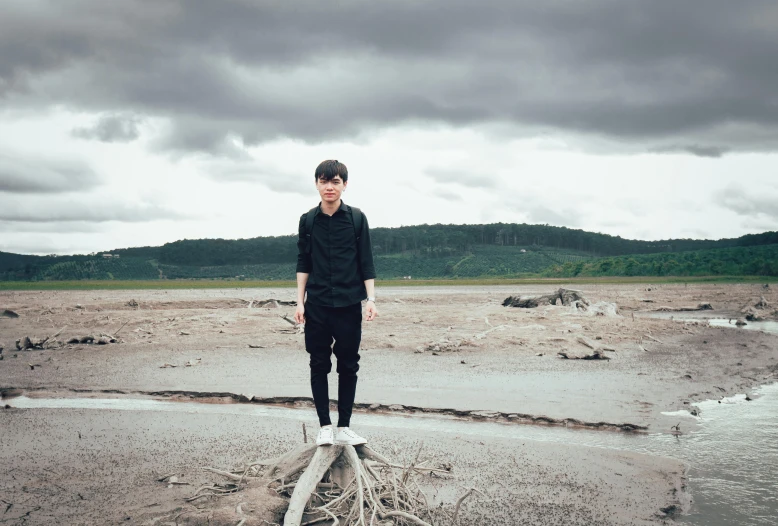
[
  {"left": 316, "top": 426, "right": 335, "bottom": 446},
  {"left": 335, "top": 427, "right": 367, "bottom": 446}
]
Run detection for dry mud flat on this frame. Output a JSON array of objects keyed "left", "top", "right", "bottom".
[
  {"left": 1, "top": 405, "right": 685, "bottom": 526},
  {"left": 1, "top": 283, "right": 777, "bottom": 524}
]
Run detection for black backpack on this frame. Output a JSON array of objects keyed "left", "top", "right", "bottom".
[{"left": 303, "top": 205, "right": 364, "bottom": 255}]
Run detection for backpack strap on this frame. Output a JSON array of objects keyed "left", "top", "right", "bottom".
[
  {"left": 303, "top": 206, "right": 319, "bottom": 255},
  {"left": 348, "top": 205, "right": 364, "bottom": 243},
  {"left": 348, "top": 205, "right": 364, "bottom": 276}
]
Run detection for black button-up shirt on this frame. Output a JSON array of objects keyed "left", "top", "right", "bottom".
[{"left": 296, "top": 201, "right": 376, "bottom": 307}]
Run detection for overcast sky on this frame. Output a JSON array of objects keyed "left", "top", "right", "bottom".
[{"left": 1, "top": 0, "right": 777, "bottom": 255}]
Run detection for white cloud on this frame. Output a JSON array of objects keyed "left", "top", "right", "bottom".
[
  {"left": 1, "top": 109, "right": 777, "bottom": 255},
  {"left": 715, "top": 184, "right": 778, "bottom": 220}
]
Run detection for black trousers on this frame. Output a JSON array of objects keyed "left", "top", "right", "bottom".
[{"left": 304, "top": 301, "right": 362, "bottom": 427}]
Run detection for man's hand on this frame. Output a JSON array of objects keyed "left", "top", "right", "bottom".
[
  {"left": 365, "top": 300, "right": 377, "bottom": 321},
  {"left": 294, "top": 304, "right": 305, "bottom": 325}
]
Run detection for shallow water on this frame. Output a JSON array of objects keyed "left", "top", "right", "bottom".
[
  {"left": 670, "top": 386, "right": 778, "bottom": 525},
  {"left": 11, "top": 383, "right": 778, "bottom": 525},
  {"left": 643, "top": 311, "right": 778, "bottom": 335}
]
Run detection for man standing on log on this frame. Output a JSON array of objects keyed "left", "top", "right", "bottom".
[{"left": 294, "top": 159, "right": 377, "bottom": 447}]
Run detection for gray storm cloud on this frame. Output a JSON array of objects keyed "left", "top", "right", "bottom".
[
  {"left": 72, "top": 113, "right": 142, "bottom": 143},
  {"left": 0, "top": 154, "right": 101, "bottom": 193},
  {"left": 1, "top": 0, "right": 776, "bottom": 156},
  {"left": 0, "top": 198, "right": 186, "bottom": 223},
  {"left": 201, "top": 159, "right": 311, "bottom": 195}
]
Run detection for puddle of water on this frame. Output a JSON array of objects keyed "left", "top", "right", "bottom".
[
  {"left": 10, "top": 383, "right": 778, "bottom": 525},
  {"left": 707, "top": 319, "right": 778, "bottom": 333},
  {"left": 643, "top": 312, "right": 778, "bottom": 334},
  {"left": 9, "top": 395, "right": 637, "bottom": 448}
]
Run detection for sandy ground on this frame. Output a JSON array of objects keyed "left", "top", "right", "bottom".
[{"left": 2, "top": 282, "right": 777, "bottom": 524}]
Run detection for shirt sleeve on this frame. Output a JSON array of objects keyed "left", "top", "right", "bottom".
[
  {"left": 359, "top": 213, "right": 377, "bottom": 280},
  {"left": 296, "top": 213, "right": 312, "bottom": 273}
]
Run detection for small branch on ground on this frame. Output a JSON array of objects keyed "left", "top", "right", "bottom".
[
  {"left": 279, "top": 314, "right": 304, "bottom": 334},
  {"left": 451, "top": 487, "right": 485, "bottom": 524}
]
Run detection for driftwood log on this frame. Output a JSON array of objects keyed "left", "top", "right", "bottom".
[
  {"left": 177, "top": 441, "right": 465, "bottom": 526},
  {"left": 16, "top": 327, "right": 67, "bottom": 350},
  {"left": 558, "top": 349, "right": 610, "bottom": 360},
  {"left": 66, "top": 333, "right": 120, "bottom": 345},
  {"left": 503, "top": 288, "right": 590, "bottom": 308},
  {"left": 654, "top": 303, "right": 713, "bottom": 312}
]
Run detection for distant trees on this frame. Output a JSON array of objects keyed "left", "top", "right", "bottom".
[
  {"left": 127, "top": 225, "right": 778, "bottom": 267},
  {"left": 2, "top": 226, "right": 777, "bottom": 281},
  {"left": 543, "top": 245, "right": 778, "bottom": 277}
]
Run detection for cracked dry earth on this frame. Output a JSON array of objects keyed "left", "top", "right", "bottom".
[{"left": 1, "top": 283, "right": 777, "bottom": 525}]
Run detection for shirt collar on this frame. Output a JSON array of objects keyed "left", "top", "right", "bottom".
[{"left": 318, "top": 200, "right": 349, "bottom": 214}]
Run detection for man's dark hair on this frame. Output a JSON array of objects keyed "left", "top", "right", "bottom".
[{"left": 315, "top": 159, "right": 348, "bottom": 182}]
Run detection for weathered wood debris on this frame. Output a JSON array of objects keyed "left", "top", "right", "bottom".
[
  {"left": 247, "top": 298, "right": 297, "bottom": 309},
  {"left": 558, "top": 349, "right": 611, "bottom": 360},
  {"left": 160, "top": 442, "right": 472, "bottom": 526},
  {"left": 65, "top": 334, "right": 120, "bottom": 345},
  {"left": 743, "top": 295, "right": 774, "bottom": 321},
  {"left": 653, "top": 303, "right": 713, "bottom": 312},
  {"left": 503, "top": 288, "right": 590, "bottom": 308},
  {"left": 16, "top": 325, "right": 123, "bottom": 349},
  {"left": 755, "top": 295, "right": 771, "bottom": 309},
  {"left": 279, "top": 314, "right": 304, "bottom": 334},
  {"left": 502, "top": 288, "right": 621, "bottom": 317},
  {"left": 16, "top": 328, "right": 66, "bottom": 350}
]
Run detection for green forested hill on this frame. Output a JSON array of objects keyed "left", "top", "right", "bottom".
[
  {"left": 152, "top": 225, "right": 778, "bottom": 266},
  {"left": 543, "top": 244, "right": 778, "bottom": 278},
  {"left": 1, "top": 224, "right": 777, "bottom": 281},
  {"left": 116, "top": 246, "right": 592, "bottom": 281},
  {"left": 375, "top": 246, "right": 592, "bottom": 278}
]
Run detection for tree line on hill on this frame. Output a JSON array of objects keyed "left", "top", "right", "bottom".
[
  {"left": 543, "top": 244, "right": 778, "bottom": 277},
  {"left": 118, "top": 224, "right": 778, "bottom": 266},
  {"left": 1, "top": 224, "right": 777, "bottom": 280}
]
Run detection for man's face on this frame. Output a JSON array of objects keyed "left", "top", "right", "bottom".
[{"left": 316, "top": 175, "right": 347, "bottom": 204}]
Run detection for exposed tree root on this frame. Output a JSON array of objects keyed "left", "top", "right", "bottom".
[{"left": 182, "top": 442, "right": 469, "bottom": 526}]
